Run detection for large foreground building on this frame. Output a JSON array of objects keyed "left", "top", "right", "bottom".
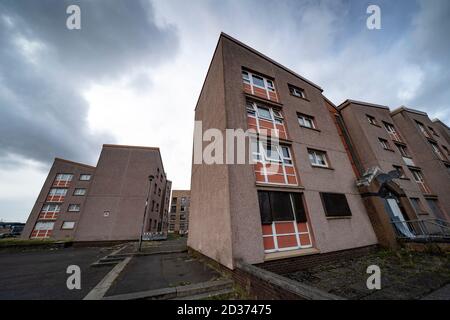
[
  {"left": 22, "top": 144, "right": 171, "bottom": 242},
  {"left": 189, "top": 33, "right": 449, "bottom": 269}
]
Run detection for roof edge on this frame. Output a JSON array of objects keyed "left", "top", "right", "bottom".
[
  {"left": 337, "top": 99, "right": 390, "bottom": 111},
  {"left": 220, "top": 32, "right": 323, "bottom": 92},
  {"left": 102, "top": 144, "right": 160, "bottom": 152},
  {"left": 432, "top": 118, "right": 450, "bottom": 130},
  {"left": 54, "top": 157, "right": 95, "bottom": 169},
  {"left": 390, "top": 106, "right": 428, "bottom": 117}
]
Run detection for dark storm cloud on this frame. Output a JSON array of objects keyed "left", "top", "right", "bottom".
[{"left": 0, "top": 0, "right": 179, "bottom": 165}]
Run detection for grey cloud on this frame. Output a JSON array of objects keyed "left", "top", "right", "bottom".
[{"left": 0, "top": 0, "right": 179, "bottom": 166}]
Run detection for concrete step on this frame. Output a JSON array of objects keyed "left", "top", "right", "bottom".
[
  {"left": 91, "top": 255, "right": 125, "bottom": 267},
  {"left": 173, "top": 288, "right": 235, "bottom": 300},
  {"left": 103, "top": 279, "right": 234, "bottom": 300}
]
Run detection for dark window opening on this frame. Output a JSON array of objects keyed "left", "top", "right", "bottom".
[
  {"left": 257, "top": 191, "right": 307, "bottom": 224},
  {"left": 320, "top": 193, "right": 352, "bottom": 217}
]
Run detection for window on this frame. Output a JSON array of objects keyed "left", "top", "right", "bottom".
[
  {"left": 49, "top": 188, "right": 67, "bottom": 196},
  {"left": 79, "top": 174, "right": 91, "bottom": 181},
  {"left": 429, "top": 141, "right": 446, "bottom": 161},
  {"left": 416, "top": 121, "right": 431, "bottom": 138},
  {"left": 410, "top": 169, "right": 431, "bottom": 194},
  {"left": 426, "top": 199, "right": 446, "bottom": 221},
  {"left": 395, "top": 143, "right": 410, "bottom": 158},
  {"left": 288, "top": 85, "right": 305, "bottom": 98},
  {"left": 154, "top": 183, "right": 157, "bottom": 194},
  {"left": 257, "top": 106, "right": 272, "bottom": 120},
  {"left": 68, "top": 204, "right": 80, "bottom": 212},
  {"left": 428, "top": 126, "right": 438, "bottom": 136},
  {"left": 266, "top": 79, "right": 275, "bottom": 92},
  {"left": 73, "top": 188, "right": 86, "bottom": 196},
  {"left": 241, "top": 69, "right": 278, "bottom": 101},
  {"left": 383, "top": 122, "right": 402, "bottom": 142},
  {"left": 378, "top": 138, "right": 391, "bottom": 150},
  {"left": 298, "top": 113, "right": 315, "bottom": 129},
  {"left": 158, "top": 188, "right": 161, "bottom": 196},
  {"left": 242, "top": 70, "right": 250, "bottom": 84},
  {"left": 258, "top": 191, "right": 312, "bottom": 252},
  {"left": 54, "top": 174, "right": 73, "bottom": 186},
  {"left": 252, "top": 74, "right": 265, "bottom": 88},
  {"left": 367, "top": 115, "right": 377, "bottom": 126},
  {"left": 61, "top": 221, "right": 75, "bottom": 230},
  {"left": 39, "top": 204, "right": 61, "bottom": 220},
  {"left": 320, "top": 193, "right": 352, "bottom": 217},
  {"left": 181, "top": 205, "right": 186, "bottom": 212},
  {"left": 308, "top": 149, "right": 328, "bottom": 167},
  {"left": 442, "top": 145, "right": 450, "bottom": 157},
  {"left": 393, "top": 165, "right": 406, "bottom": 179},
  {"left": 251, "top": 140, "right": 298, "bottom": 185},
  {"left": 31, "top": 222, "right": 54, "bottom": 238},
  {"left": 246, "top": 100, "right": 286, "bottom": 138},
  {"left": 410, "top": 198, "right": 426, "bottom": 215},
  {"left": 151, "top": 200, "right": 155, "bottom": 212}
]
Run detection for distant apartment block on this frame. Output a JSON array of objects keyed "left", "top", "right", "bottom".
[
  {"left": 168, "top": 190, "right": 190, "bottom": 234},
  {"left": 189, "top": 33, "right": 449, "bottom": 270},
  {"left": 22, "top": 144, "right": 171, "bottom": 242}
]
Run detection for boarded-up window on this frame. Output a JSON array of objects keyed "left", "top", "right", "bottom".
[
  {"left": 320, "top": 193, "right": 352, "bottom": 217},
  {"left": 258, "top": 191, "right": 307, "bottom": 224}
]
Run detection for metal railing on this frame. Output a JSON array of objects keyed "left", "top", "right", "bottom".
[{"left": 391, "top": 218, "right": 450, "bottom": 241}]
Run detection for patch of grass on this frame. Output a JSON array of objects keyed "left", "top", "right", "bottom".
[{"left": 0, "top": 238, "right": 70, "bottom": 247}]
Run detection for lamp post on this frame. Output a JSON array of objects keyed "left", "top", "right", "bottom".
[{"left": 138, "top": 174, "right": 154, "bottom": 252}]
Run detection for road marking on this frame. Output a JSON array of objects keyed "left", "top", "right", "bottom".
[{"left": 83, "top": 256, "right": 132, "bottom": 300}]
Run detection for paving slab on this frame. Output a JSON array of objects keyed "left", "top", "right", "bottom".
[{"left": 104, "top": 252, "right": 221, "bottom": 297}]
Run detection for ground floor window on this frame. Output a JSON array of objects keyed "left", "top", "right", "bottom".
[
  {"left": 258, "top": 191, "right": 312, "bottom": 253},
  {"left": 31, "top": 221, "right": 54, "bottom": 239}
]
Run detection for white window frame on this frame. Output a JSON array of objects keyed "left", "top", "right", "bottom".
[
  {"left": 379, "top": 138, "right": 390, "bottom": 150},
  {"left": 242, "top": 70, "right": 276, "bottom": 98},
  {"left": 308, "top": 150, "right": 328, "bottom": 167},
  {"left": 49, "top": 188, "right": 67, "bottom": 196},
  {"left": 73, "top": 188, "right": 86, "bottom": 196},
  {"left": 247, "top": 101, "right": 285, "bottom": 136},
  {"left": 251, "top": 140, "right": 297, "bottom": 185},
  {"left": 61, "top": 221, "right": 75, "bottom": 230},
  {"left": 68, "top": 204, "right": 81, "bottom": 212},
  {"left": 289, "top": 85, "right": 305, "bottom": 98},
  {"left": 79, "top": 174, "right": 91, "bottom": 181},
  {"left": 34, "top": 222, "right": 54, "bottom": 231},
  {"left": 55, "top": 174, "right": 73, "bottom": 182},
  {"left": 430, "top": 142, "right": 445, "bottom": 160},
  {"left": 298, "top": 114, "right": 315, "bottom": 129}
]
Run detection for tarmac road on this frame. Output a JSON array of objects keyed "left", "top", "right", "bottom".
[{"left": 0, "top": 247, "right": 114, "bottom": 300}]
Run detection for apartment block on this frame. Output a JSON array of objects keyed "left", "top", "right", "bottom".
[
  {"left": 189, "top": 33, "right": 378, "bottom": 269},
  {"left": 22, "top": 144, "right": 171, "bottom": 242},
  {"left": 391, "top": 107, "right": 450, "bottom": 219},
  {"left": 21, "top": 158, "right": 95, "bottom": 240},
  {"left": 168, "top": 190, "right": 190, "bottom": 234}
]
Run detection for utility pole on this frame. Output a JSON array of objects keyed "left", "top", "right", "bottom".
[{"left": 138, "top": 175, "right": 154, "bottom": 252}]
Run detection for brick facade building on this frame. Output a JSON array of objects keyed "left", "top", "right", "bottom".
[
  {"left": 188, "top": 33, "right": 449, "bottom": 269},
  {"left": 22, "top": 144, "right": 171, "bottom": 242}
]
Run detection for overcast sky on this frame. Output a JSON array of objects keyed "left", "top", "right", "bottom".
[{"left": 1, "top": 0, "right": 449, "bottom": 222}]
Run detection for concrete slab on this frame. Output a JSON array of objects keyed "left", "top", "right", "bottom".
[{"left": 104, "top": 252, "right": 221, "bottom": 297}]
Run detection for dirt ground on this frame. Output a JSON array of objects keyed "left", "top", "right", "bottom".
[{"left": 285, "top": 249, "right": 450, "bottom": 300}]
